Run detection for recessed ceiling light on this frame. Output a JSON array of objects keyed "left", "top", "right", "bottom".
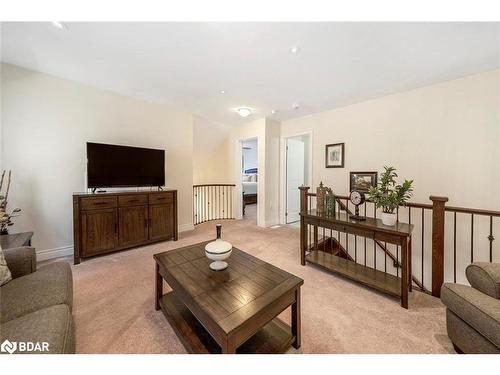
[
  {"left": 236, "top": 107, "right": 252, "bottom": 118},
  {"left": 271, "top": 109, "right": 277, "bottom": 114},
  {"left": 289, "top": 46, "right": 300, "bottom": 54},
  {"left": 293, "top": 103, "right": 300, "bottom": 110},
  {"left": 51, "top": 22, "right": 66, "bottom": 29},
  {"left": 219, "top": 90, "right": 226, "bottom": 94}
]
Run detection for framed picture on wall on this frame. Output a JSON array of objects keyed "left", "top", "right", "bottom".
[
  {"left": 349, "top": 171, "right": 378, "bottom": 193},
  {"left": 325, "top": 143, "right": 345, "bottom": 168}
]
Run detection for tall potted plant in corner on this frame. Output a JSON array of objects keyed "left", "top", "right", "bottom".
[{"left": 368, "top": 166, "right": 413, "bottom": 226}]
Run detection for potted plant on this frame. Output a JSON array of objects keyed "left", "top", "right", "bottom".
[
  {"left": 367, "top": 166, "right": 413, "bottom": 226},
  {"left": 0, "top": 170, "right": 21, "bottom": 235}
]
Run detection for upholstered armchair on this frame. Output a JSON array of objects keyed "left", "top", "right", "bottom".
[{"left": 441, "top": 262, "right": 500, "bottom": 353}]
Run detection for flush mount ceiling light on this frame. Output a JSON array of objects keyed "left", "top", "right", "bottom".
[
  {"left": 51, "top": 22, "right": 66, "bottom": 29},
  {"left": 219, "top": 90, "right": 226, "bottom": 94},
  {"left": 236, "top": 107, "right": 252, "bottom": 118},
  {"left": 293, "top": 103, "right": 300, "bottom": 110},
  {"left": 289, "top": 46, "right": 300, "bottom": 54}
]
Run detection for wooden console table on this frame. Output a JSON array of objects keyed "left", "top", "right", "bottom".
[{"left": 300, "top": 209, "right": 413, "bottom": 308}]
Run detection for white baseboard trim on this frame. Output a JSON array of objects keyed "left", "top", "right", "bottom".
[
  {"left": 36, "top": 224, "right": 195, "bottom": 261},
  {"left": 179, "top": 223, "right": 195, "bottom": 232},
  {"left": 36, "top": 245, "right": 74, "bottom": 262}
]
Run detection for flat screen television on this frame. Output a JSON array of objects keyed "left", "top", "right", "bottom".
[{"left": 87, "top": 142, "right": 165, "bottom": 188}]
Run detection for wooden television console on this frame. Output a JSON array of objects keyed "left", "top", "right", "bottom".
[{"left": 73, "top": 190, "right": 177, "bottom": 264}]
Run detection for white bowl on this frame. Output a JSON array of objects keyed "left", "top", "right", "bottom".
[{"left": 205, "top": 239, "right": 232, "bottom": 271}]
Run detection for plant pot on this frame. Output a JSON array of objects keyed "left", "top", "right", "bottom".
[{"left": 381, "top": 212, "right": 397, "bottom": 226}]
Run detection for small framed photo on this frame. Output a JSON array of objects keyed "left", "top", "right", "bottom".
[
  {"left": 325, "top": 143, "right": 345, "bottom": 168},
  {"left": 350, "top": 172, "right": 378, "bottom": 193}
]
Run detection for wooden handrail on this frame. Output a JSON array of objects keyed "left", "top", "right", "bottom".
[
  {"left": 445, "top": 205, "right": 500, "bottom": 217},
  {"left": 305, "top": 192, "right": 434, "bottom": 210},
  {"left": 307, "top": 191, "right": 500, "bottom": 216},
  {"left": 193, "top": 184, "right": 236, "bottom": 187}
]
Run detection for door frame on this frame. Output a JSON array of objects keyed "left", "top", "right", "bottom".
[
  {"left": 234, "top": 136, "right": 263, "bottom": 226},
  {"left": 280, "top": 131, "right": 313, "bottom": 225}
]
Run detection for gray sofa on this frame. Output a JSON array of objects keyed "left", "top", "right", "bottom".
[
  {"left": 0, "top": 247, "right": 75, "bottom": 354},
  {"left": 441, "top": 262, "right": 500, "bottom": 354}
]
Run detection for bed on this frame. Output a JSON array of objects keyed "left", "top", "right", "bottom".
[{"left": 242, "top": 169, "right": 258, "bottom": 214}]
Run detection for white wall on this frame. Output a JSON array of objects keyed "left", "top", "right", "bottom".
[
  {"left": 281, "top": 69, "right": 500, "bottom": 209},
  {"left": 1, "top": 63, "right": 194, "bottom": 258},
  {"left": 193, "top": 116, "right": 232, "bottom": 184},
  {"left": 226, "top": 118, "right": 281, "bottom": 227},
  {"left": 281, "top": 69, "right": 500, "bottom": 287},
  {"left": 264, "top": 119, "right": 281, "bottom": 226}
]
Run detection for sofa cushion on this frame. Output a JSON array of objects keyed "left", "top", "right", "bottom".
[
  {"left": 3, "top": 247, "right": 36, "bottom": 279},
  {"left": 0, "top": 261, "right": 73, "bottom": 323},
  {"left": 441, "top": 283, "right": 500, "bottom": 348},
  {"left": 0, "top": 304, "right": 74, "bottom": 354},
  {"left": 466, "top": 262, "right": 500, "bottom": 299},
  {"left": 446, "top": 309, "right": 500, "bottom": 354}
]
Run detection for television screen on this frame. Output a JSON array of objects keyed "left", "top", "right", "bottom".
[{"left": 87, "top": 142, "right": 165, "bottom": 188}]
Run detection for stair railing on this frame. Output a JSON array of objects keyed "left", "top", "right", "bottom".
[
  {"left": 193, "top": 184, "right": 236, "bottom": 225},
  {"left": 300, "top": 186, "right": 499, "bottom": 297}
]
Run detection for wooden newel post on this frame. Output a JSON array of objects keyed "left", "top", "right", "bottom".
[
  {"left": 299, "top": 186, "right": 309, "bottom": 214},
  {"left": 299, "top": 186, "right": 310, "bottom": 266},
  {"left": 430, "top": 195, "right": 449, "bottom": 297}
]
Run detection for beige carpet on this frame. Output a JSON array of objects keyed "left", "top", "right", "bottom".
[{"left": 60, "top": 216, "right": 454, "bottom": 354}]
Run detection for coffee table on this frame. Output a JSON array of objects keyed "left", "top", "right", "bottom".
[{"left": 154, "top": 241, "right": 303, "bottom": 354}]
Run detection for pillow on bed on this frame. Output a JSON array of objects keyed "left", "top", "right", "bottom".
[
  {"left": 242, "top": 174, "right": 252, "bottom": 182},
  {"left": 250, "top": 174, "right": 257, "bottom": 182}
]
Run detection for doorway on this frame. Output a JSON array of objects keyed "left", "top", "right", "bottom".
[
  {"left": 285, "top": 134, "right": 311, "bottom": 224},
  {"left": 241, "top": 138, "right": 258, "bottom": 224}
]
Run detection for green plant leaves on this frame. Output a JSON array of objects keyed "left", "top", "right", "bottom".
[{"left": 367, "top": 166, "right": 413, "bottom": 214}]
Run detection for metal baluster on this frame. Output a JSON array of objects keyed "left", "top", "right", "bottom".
[
  {"left": 330, "top": 229, "right": 333, "bottom": 253},
  {"left": 471, "top": 214, "right": 474, "bottom": 263},
  {"left": 323, "top": 227, "right": 326, "bottom": 253},
  {"left": 421, "top": 208, "right": 424, "bottom": 285},
  {"left": 354, "top": 235, "right": 357, "bottom": 262},
  {"left": 364, "top": 203, "right": 367, "bottom": 266},
  {"left": 404, "top": 206, "right": 410, "bottom": 280},
  {"left": 396, "top": 243, "right": 399, "bottom": 278},
  {"left": 384, "top": 242, "right": 387, "bottom": 273},
  {"left": 453, "top": 212, "right": 457, "bottom": 283},
  {"left": 373, "top": 237, "right": 377, "bottom": 270},
  {"left": 489, "top": 216, "right": 494, "bottom": 262}
]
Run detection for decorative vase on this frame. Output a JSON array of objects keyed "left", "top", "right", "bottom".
[
  {"left": 381, "top": 212, "right": 397, "bottom": 226},
  {"left": 316, "top": 182, "right": 328, "bottom": 214},
  {"left": 205, "top": 224, "right": 232, "bottom": 271}
]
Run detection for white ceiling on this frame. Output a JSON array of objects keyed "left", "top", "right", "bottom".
[{"left": 1, "top": 22, "right": 499, "bottom": 126}]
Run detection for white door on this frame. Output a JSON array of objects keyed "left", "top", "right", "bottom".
[{"left": 286, "top": 138, "right": 305, "bottom": 223}]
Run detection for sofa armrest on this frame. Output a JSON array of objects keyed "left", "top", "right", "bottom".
[
  {"left": 3, "top": 247, "right": 37, "bottom": 279},
  {"left": 466, "top": 262, "right": 500, "bottom": 299}
]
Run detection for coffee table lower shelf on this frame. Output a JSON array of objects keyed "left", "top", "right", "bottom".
[{"left": 159, "top": 291, "right": 295, "bottom": 354}]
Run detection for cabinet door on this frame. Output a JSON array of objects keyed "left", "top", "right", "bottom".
[
  {"left": 149, "top": 204, "right": 174, "bottom": 241},
  {"left": 81, "top": 208, "right": 117, "bottom": 256},
  {"left": 119, "top": 205, "right": 149, "bottom": 247}
]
